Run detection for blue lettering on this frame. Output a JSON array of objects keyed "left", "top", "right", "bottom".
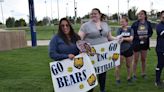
[{"left": 97, "top": 53, "right": 108, "bottom": 61}]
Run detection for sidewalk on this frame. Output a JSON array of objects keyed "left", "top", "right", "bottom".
[{"left": 27, "top": 39, "right": 157, "bottom": 47}]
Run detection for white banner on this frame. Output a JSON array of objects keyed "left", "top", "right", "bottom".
[
  {"left": 50, "top": 53, "right": 98, "bottom": 92},
  {"left": 89, "top": 40, "right": 120, "bottom": 74}
]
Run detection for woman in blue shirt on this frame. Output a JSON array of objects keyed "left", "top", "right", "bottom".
[
  {"left": 131, "top": 10, "right": 153, "bottom": 80},
  {"left": 49, "top": 18, "right": 80, "bottom": 61},
  {"left": 155, "top": 10, "right": 164, "bottom": 87}
]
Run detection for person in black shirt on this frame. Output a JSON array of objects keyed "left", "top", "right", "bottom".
[{"left": 155, "top": 10, "right": 164, "bottom": 87}]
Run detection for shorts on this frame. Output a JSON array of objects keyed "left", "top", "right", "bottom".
[
  {"left": 133, "top": 43, "right": 149, "bottom": 52},
  {"left": 121, "top": 47, "right": 133, "bottom": 57}
]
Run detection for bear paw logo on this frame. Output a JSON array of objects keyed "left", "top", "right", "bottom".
[
  {"left": 112, "top": 53, "right": 119, "bottom": 61},
  {"left": 87, "top": 74, "right": 96, "bottom": 86},
  {"left": 88, "top": 47, "right": 96, "bottom": 56},
  {"left": 139, "top": 25, "right": 146, "bottom": 31},
  {"left": 74, "top": 57, "right": 84, "bottom": 69}
]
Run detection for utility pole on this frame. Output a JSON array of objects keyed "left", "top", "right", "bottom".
[
  {"left": 57, "top": 0, "right": 59, "bottom": 21},
  {"left": 44, "top": 0, "right": 47, "bottom": 17},
  {"left": 0, "top": 0, "right": 4, "bottom": 25},
  {"left": 117, "top": 0, "right": 120, "bottom": 23},
  {"left": 107, "top": 5, "right": 109, "bottom": 17},
  {"left": 74, "top": 0, "right": 77, "bottom": 24},
  {"left": 127, "top": 0, "right": 129, "bottom": 12},
  {"left": 51, "top": 0, "right": 53, "bottom": 23},
  {"left": 66, "top": 2, "right": 68, "bottom": 17}
]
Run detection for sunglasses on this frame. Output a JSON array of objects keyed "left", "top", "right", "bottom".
[
  {"left": 99, "top": 29, "right": 103, "bottom": 36},
  {"left": 61, "top": 24, "right": 69, "bottom": 28}
]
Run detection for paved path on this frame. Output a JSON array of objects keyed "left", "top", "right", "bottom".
[{"left": 27, "top": 39, "right": 157, "bottom": 47}]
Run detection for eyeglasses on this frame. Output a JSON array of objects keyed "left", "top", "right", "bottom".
[
  {"left": 61, "top": 24, "right": 69, "bottom": 28},
  {"left": 99, "top": 29, "right": 103, "bottom": 36}
]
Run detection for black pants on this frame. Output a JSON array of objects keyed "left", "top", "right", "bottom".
[
  {"left": 88, "top": 72, "right": 106, "bottom": 92},
  {"left": 155, "top": 52, "right": 164, "bottom": 83}
]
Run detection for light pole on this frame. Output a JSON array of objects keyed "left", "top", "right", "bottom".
[
  {"left": 44, "top": 0, "right": 48, "bottom": 17},
  {"left": 57, "top": 0, "right": 59, "bottom": 21},
  {"left": 51, "top": 0, "right": 53, "bottom": 19},
  {"left": 127, "top": 0, "right": 129, "bottom": 12},
  {"left": 10, "top": 10, "right": 14, "bottom": 17},
  {"left": 118, "top": 0, "right": 120, "bottom": 23},
  {"left": 107, "top": 5, "right": 109, "bottom": 17},
  {"left": 74, "top": 0, "right": 77, "bottom": 24},
  {"left": 66, "top": 2, "right": 68, "bottom": 17},
  {"left": 0, "top": 0, "right": 4, "bottom": 25}
]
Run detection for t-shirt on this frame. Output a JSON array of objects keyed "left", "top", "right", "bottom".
[
  {"left": 117, "top": 27, "right": 134, "bottom": 52},
  {"left": 137, "top": 22, "right": 148, "bottom": 36},
  {"left": 79, "top": 20, "right": 111, "bottom": 45}
]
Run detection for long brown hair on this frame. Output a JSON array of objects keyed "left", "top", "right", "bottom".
[
  {"left": 92, "top": 8, "right": 107, "bottom": 21},
  {"left": 139, "top": 10, "right": 148, "bottom": 20},
  {"left": 58, "top": 18, "right": 80, "bottom": 45}
]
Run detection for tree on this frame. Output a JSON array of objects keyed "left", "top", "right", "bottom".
[
  {"left": 128, "top": 7, "right": 138, "bottom": 20},
  {"left": 112, "top": 13, "right": 118, "bottom": 20},
  {"left": 14, "top": 18, "right": 27, "bottom": 27},
  {"left": 51, "top": 18, "right": 58, "bottom": 25},
  {"left": 82, "top": 13, "right": 90, "bottom": 19},
  {"left": 6, "top": 17, "right": 15, "bottom": 27},
  {"left": 36, "top": 20, "right": 43, "bottom": 26},
  {"left": 19, "top": 18, "right": 27, "bottom": 26},
  {"left": 76, "top": 17, "right": 81, "bottom": 24},
  {"left": 43, "top": 17, "right": 50, "bottom": 25}
]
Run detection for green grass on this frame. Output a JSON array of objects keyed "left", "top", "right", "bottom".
[
  {"left": 5, "top": 24, "right": 157, "bottom": 40},
  {"left": 0, "top": 47, "right": 163, "bottom": 92}
]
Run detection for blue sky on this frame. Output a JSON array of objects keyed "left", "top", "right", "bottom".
[{"left": 0, "top": 0, "right": 163, "bottom": 23}]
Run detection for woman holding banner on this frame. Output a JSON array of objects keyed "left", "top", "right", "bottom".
[
  {"left": 155, "top": 10, "right": 164, "bottom": 87},
  {"left": 49, "top": 18, "right": 80, "bottom": 61},
  {"left": 131, "top": 10, "right": 153, "bottom": 80},
  {"left": 78, "top": 8, "right": 117, "bottom": 92},
  {"left": 115, "top": 16, "right": 134, "bottom": 84}
]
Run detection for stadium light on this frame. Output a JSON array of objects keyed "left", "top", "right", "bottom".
[
  {"left": 0, "top": 0, "right": 4, "bottom": 25},
  {"left": 118, "top": 0, "right": 120, "bottom": 22},
  {"left": 57, "top": 0, "right": 59, "bottom": 21}
]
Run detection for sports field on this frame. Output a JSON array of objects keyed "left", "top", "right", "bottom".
[{"left": 0, "top": 47, "right": 163, "bottom": 92}]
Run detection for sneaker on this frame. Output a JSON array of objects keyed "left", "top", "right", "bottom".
[
  {"left": 142, "top": 74, "right": 147, "bottom": 79},
  {"left": 155, "top": 82, "right": 164, "bottom": 88},
  {"left": 100, "top": 90, "right": 106, "bottom": 92},
  {"left": 127, "top": 78, "right": 132, "bottom": 84},
  {"left": 116, "top": 80, "right": 121, "bottom": 85},
  {"left": 132, "top": 75, "right": 137, "bottom": 81}
]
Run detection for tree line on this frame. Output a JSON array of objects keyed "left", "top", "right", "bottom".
[{"left": 2, "top": 7, "right": 161, "bottom": 28}]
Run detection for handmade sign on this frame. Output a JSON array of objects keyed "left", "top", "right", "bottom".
[{"left": 50, "top": 53, "right": 98, "bottom": 92}]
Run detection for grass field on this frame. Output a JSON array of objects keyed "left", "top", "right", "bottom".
[
  {"left": 5, "top": 24, "right": 157, "bottom": 40},
  {"left": 0, "top": 47, "right": 163, "bottom": 92}
]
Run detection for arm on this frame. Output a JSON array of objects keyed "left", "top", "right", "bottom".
[
  {"left": 122, "top": 36, "right": 133, "bottom": 42},
  {"left": 148, "top": 21, "right": 153, "bottom": 38},
  {"left": 156, "top": 24, "right": 164, "bottom": 37},
  {"left": 48, "top": 36, "right": 68, "bottom": 61},
  {"left": 131, "top": 22, "right": 139, "bottom": 39},
  {"left": 160, "top": 30, "right": 164, "bottom": 36},
  {"left": 108, "top": 31, "right": 117, "bottom": 41},
  {"left": 78, "top": 31, "right": 86, "bottom": 40},
  {"left": 78, "top": 24, "right": 86, "bottom": 40},
  {"left": 119, "top": 28, "right": 133, "bottom": 42}
]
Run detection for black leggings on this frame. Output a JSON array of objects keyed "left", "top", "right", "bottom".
[
  {"left": 88, "top": 72, "right": 106, "bottom": 92},
  {"left": 155, "top": 52, "right": 164, "bottom": 83}
]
